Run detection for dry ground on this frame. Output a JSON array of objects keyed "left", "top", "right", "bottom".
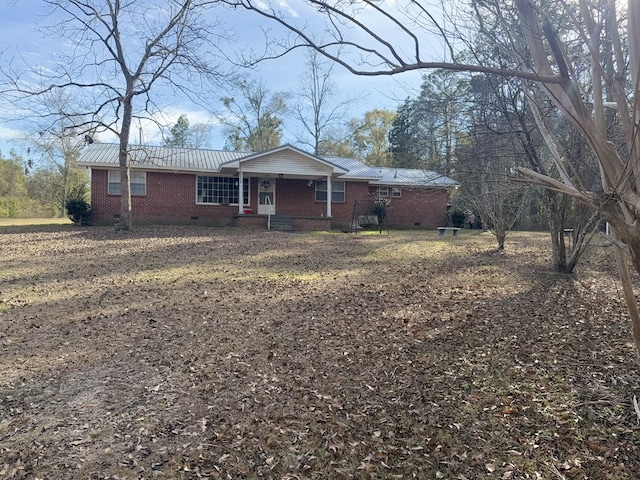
[{"left": 0, "top": 225, "right": 639, "bottom": 480}]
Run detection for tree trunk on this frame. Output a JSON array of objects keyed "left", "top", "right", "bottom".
[
  {"left": 118, "top": 93, "right": 134, "bottom": 231},
  {"left": 496, "top": 231, "right": 506, "bottom": 251},
  {"left": 613, "top": 243, "right": 640, "bottom": 354},
  {"left": 602, "top": 210, "right": 640, "bottom": 354},
  {"left": 545, "top": 191, "right": 568, "bottom": 272}
]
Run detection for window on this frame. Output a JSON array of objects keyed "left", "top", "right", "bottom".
[
  {"left": 378, "top": 186, "right": 389, "bottom": 198},
  {"left": 108, "top": 170, "right": 146, "bottom": 195},
  {"left": 392, "top": 187, "right": 402, "bottom": 198},
  {"left": 315, "top": 180, "right": 345, "bottom": 202},
  {"left": 197, "top": 176, "right": 249, "bottom": 205}
]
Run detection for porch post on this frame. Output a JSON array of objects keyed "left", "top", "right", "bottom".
[
  {"left": 238, "top": 167, "right": 244, "bottom": 215},
  {"left": 326, "top": 175, "right": 332, "bottom": 218}
]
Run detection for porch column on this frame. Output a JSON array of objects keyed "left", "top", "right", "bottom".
[
  {"left": 238, "top": 167, "right": 244, "bottom": 215},
  {"left": 326, "top": 174, "right": 332, "bottom": 218}
]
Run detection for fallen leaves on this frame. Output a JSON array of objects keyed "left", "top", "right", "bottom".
[{"left": 0, "top": 227, "right": 639, "bottom": 479}]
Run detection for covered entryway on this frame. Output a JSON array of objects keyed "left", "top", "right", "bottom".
[{"left": 257, "top": 178, "right": 275, "bottom": 215}]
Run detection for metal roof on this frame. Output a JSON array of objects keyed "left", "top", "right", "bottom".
[
  {"left": 77, "top": 143, "right": 245, "bottom": 172},
  {"left": 77, "top": 143, "right": 458, "bottom": 188},
  {"left": 370, "top": 167, "right": 459, "bottom": 188},
  {"left": 321, "top": 156, "right": 383, "bottom": 180}
]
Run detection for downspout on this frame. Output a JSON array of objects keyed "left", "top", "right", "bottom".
[
  {"left": 326, "top": 175, "right": 332, "bottom": 218},
  {"left": 238, "top": 166, "right": 244, "bottom": 215}
]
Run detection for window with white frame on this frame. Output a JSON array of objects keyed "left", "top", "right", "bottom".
[
  {"left": 378, "top": 186, "right": 389, "bottom": 197},
  {"left": 315, "top": 180, "right": 345, "bottom": 202},
  {"left": 108, "top": 170, "right": 146, "bottom": 195},
  {"left": 197, "top": 176, "right": 249, "bottom": 205},
  {"left": 392, "top": 187, "right": 402, "bottom": 198}
]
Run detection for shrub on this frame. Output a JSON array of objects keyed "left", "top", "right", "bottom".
[
  {"left": 372, "top": 199, "right": 388, "bottom": 223},
  {"left": 451, "top": 209, "right": 466, "bottom": 228},
  {"left": 65, "top": 186, "right": 92, "bottom": 226}
]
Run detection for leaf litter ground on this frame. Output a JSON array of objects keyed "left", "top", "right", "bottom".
[{"left": 0, "top": 225, "right": 639, "bottom": 479}]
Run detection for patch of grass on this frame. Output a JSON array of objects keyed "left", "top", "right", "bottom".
[{"left": 0, "top": 217, "right": 72, "bottom": 227}]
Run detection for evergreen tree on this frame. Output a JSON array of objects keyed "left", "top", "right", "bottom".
[
  {"left": 163, "top": 115, "right": 192, "bottom": 147},
  {"left": 388, "top": 99, "right": 423, "bottom": 168}
]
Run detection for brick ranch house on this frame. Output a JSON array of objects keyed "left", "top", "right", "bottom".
[{"left": 77, "top": 143, "right": 459, "bottom": 231}]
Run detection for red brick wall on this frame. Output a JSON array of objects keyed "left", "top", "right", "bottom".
[
  {"left": 369, "top": 186, "right": 449, "bottom": 229},
  {"left": 90, "top": 169, "right": 449, "bottom": 229},
  {"left": 274, "top": 179, "right": 370, "bottom": 229},
  {"left": 91, "top": 169, "right": 243, "bottom": 225}
]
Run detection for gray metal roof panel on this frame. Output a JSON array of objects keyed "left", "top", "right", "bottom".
[
  {"left": 370, "top": 167, "right": 459, "bottom": 187},
  {"left": 77, "top": 143, "right": 245, "bottom": 172},
  {"left": 321, "top": 156, "right": 383, "bottom": 179}
]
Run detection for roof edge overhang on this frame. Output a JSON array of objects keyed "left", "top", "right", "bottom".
[
  {"left": 369, "top": 179, "right": 460, "bottom": 187},
  {"left": 76, "top": 162, "right": 224, "bottom": 175},
  {"left": 337, "top": 174, "right": 383, "bottom": 182}
]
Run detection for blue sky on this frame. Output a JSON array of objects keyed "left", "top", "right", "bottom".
[{"left": 0, "top": 0, "right": 424, "bottom": 160}]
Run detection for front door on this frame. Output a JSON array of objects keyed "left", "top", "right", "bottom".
[{"left": 258, "top": 178, "right": 276, "bottom": 215}]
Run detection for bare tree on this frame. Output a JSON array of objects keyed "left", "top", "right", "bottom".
[
  {"left": 2, "top": 0, "right": 230, "bottom": 230},
  {"left": 468, "top": 73, "right": 600, "bottom": 271},
  {"left": 222, "top": 0, "right": 640, "bottom": 353},
  {"left": 291, "top": 50, "right": 363, "bottom": 155},
  {"left": 457, "top": 114, "right": 531, "bottom": 251}
]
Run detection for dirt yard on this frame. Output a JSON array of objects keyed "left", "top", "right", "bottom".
[{"left": 1, "top": 225, "right": 639, "bottom": 479}]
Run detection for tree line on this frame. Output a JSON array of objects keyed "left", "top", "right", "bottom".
[{"left": 0, "top": 148, "right": 88, "bottom": 219}]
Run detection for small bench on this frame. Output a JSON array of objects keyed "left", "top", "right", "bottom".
[{"left": 438, "top": 227, "right": 461, "bottom": 236}]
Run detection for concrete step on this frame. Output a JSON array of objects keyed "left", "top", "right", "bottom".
[{"left": 269, "top": 215, "right": 293, "bottom": 231}]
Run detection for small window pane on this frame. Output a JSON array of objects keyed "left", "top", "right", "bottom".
[
  {"left": 131, "top": 183, "right": 146, "bottom": 195},
  {"left": 131, "top": 171, "right": 146, "bottom": 196},
  {"left": 108, "top": 182, "right": 121, "bottom": 195},
  {"left": 392, "top": 187, "right": 401, "bottom": 198},
  {"left": 316, "top": 180, "right": 345, "bottom": 202},
  {"left": 131, "top": 171, "right": 146, "bottom": 183},
  {"left": 108, "top": 170, "right": 146, "bottom": 195},
  {"left": 108, "top": 171, "right": 120, "bottom": 195},
  {"left": 331, "top": 183, "right": 345, "bottom": 202},
  {"left": 332, "top": 192, "right": 345, "bottom": 202}
]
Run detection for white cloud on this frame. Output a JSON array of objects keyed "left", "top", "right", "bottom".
[
  {"left": 0, "top": 125, "right": 23, "bottom": 141},
  {"left": 278, "top": 0, "right": 299, "bottom": 18},
  {"left": 249, "top": 0, "right": 299, "bottom": 18}
]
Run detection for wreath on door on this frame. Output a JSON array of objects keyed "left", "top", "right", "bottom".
[{"left": 261, "top": 180, "right": 272, "bottom": 189}]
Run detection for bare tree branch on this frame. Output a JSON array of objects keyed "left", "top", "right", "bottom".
[{"left": 1, "top": 0, "right": 232, "bottom": 230}]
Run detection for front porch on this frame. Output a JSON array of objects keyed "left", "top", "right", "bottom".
[{"left": 233, "top": 213, "right": 332, "bottom": 231}]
